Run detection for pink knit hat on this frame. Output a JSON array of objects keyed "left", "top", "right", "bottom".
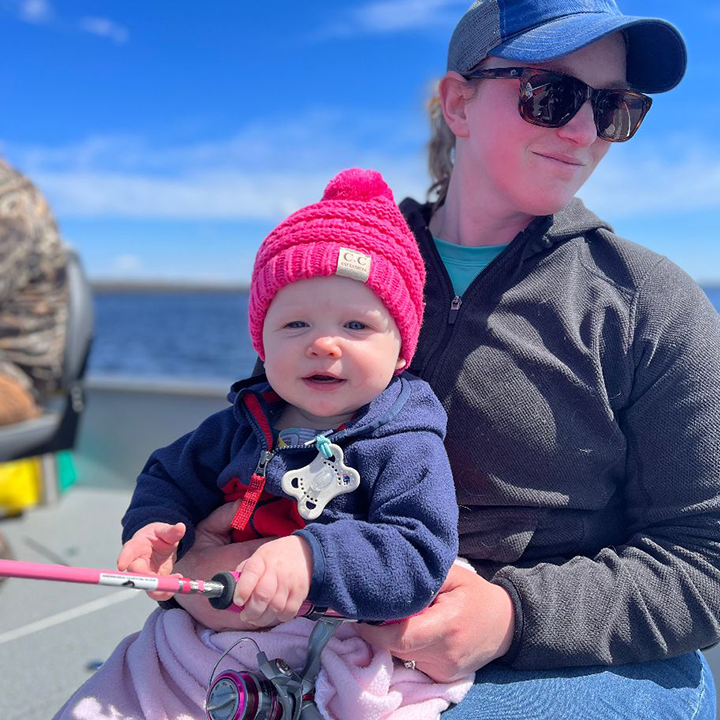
[{"left": 249, "top": 168, "right": 425, "bottom": 369}]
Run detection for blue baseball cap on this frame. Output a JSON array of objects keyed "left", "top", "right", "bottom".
[{"left": 447, "top": 0, "right": 687, "bottom": 93}]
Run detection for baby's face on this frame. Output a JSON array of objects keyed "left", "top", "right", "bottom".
[{"left": 262, "top": 275, "right": 404, "bottom": 428}]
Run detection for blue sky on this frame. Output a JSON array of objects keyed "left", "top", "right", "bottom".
[{"left": 2, "top": 0, "right": 719, "bottom": 284}]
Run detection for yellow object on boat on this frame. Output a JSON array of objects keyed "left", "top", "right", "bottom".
[{"left": 0, "top": 457, "right": 42, "bottom": 516}]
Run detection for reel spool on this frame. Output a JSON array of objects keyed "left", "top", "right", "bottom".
[{"left": 205, "top": 616, "right": 344, "bottom": 720}]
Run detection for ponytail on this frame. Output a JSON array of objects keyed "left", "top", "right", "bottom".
[
  {"left": 426, "top": 90, "right": 456, "bottom": 208},
  {"left": 427, "top": 70, "right": 486, "bottom": 207}
]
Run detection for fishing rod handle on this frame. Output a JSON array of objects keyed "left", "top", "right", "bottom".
[{"left": 208, "top": 570, "right": 343, "bottom": 620}]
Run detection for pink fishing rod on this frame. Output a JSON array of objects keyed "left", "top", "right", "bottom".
[
  {"left": 0, "top": 559, "right": 343, "bottom": 618},
  {"left": 0, "top": 557, "right": 222, "bottom": 596}
]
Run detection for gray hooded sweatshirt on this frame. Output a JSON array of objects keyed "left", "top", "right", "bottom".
[{"left": 402, "top": 196, "right": 720, "bottom": 670}]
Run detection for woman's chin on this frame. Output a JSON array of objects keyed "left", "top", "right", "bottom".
[{"left": 521, "top": 191, "right": 578, "bottom": 217}]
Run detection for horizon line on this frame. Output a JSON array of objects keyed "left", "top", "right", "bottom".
[{"left": 90, "top": 278, "right": 720, "bottom": 293}]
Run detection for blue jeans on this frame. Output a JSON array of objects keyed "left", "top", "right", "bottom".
[{"left": 441, "top": 651, "right": 715, "bottom": 719}]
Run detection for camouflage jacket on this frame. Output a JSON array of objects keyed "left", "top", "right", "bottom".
[{"left": 0, "top": 160, "right": 68, "bottom": 400}]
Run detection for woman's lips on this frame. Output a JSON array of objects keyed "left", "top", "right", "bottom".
[{"left": 534, "top": 151, "right": 586, "bottom": 168}]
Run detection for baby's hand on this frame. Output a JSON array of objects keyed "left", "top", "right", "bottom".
[
  {"left": 233, "top": 535, "right": 313, "bottom": 627},
  {"left": 117, "top": 522, "right": 186, "bottom": 600}
]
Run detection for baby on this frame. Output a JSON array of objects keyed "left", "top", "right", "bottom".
[{"left": 118, "top": 168, "right": 459, "bottom": 626}]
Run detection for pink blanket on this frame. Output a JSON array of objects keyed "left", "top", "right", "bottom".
[{"left": 53, "top": 608, "right": 472, "bottom": 720}]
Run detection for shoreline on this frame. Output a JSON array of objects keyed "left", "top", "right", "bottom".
[
  {"left": 90, "top": 281, "right": 719, "bottom": 295},
  {"left": 91, "top": 280, "right": 250, "bottom": 294}
]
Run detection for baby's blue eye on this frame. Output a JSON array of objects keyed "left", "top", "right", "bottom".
[
  {"left": 285, "top": 321, "right": 308, "bottom": 329},
  {"left": 346, "top": 321, "right": 367, "bottom": 330}
]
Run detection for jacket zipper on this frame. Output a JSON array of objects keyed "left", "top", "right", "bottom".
[
  {"left": 234, "top": 389, "right": 355, "bottom": 529},
  {"left": 448, "top": 295, "right": 462, "bottom": 325},
  {"left": 419, "top": 221, "right": 540, "bottom": 382},
  {"left": 254, "top": 449, "right": 274, "bottom": 478},
  {"left": 421, "top": 295, "right": 462, "bottom": 382},
  {"left": 251, "top": 433, "right": 344, "bottom": 484},
  {"left": 246, "top": 438, "right": 332, "bottom": 534}
]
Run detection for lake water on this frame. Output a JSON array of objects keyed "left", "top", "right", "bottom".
[
  {"left": 88, "top": 287, "right": 720, "bottom": 384},
  {"left": 89, "top": 292, "right": 257, "bottom": 384}
]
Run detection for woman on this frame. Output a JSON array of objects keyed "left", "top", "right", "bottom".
[
  {"left": 174, "top": 1, "right": 720, "bottom": 717},
  {"left": 356, "top": 1, "right": 720, "bottom": 717}
]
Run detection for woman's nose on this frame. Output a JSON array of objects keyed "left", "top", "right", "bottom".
[
  {"left": 308, "top": 335, "right": 342, "bottom": 357},
  {"left": 557, "top": 99, "right": 598, "bottom": 147}
]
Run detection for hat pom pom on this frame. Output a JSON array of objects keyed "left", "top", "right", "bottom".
[{"left": 322, "top": 168, "right": 394, "bottom": 203}]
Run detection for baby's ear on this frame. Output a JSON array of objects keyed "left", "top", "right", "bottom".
[{"left": 395, "top": 357, "right": 407, "bottom": 370}]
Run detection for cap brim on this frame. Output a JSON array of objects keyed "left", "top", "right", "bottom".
[{"left": 488, "top": 13, "right": 687, "bottom": 93}]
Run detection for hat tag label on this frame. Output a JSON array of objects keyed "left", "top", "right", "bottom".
[{"left": 336, "top": 247, "right": 371, "bottom": 283}]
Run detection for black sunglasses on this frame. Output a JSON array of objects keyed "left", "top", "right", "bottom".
[{"left": 463, "top": 66, "right": 652, "bottom": 142}]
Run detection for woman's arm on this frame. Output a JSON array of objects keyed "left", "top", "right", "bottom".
[
  {"left": 365, "top": 260, "right": 720, "bottom": 676},
  {"left": 488, "top": 260, "right": 720, "bottom": 669},
  {"left": 432, "top": 260, "right": 720, "bottom": 673}
]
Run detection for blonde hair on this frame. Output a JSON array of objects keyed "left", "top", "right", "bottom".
[
  {"left": 426, "top": 90, "right": 456, "bottom": 207},
  {"left": 426, "top": 74, "right": 483, "bottom": 208}
]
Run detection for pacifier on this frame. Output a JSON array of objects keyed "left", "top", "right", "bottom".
[{"left": 281, "top": 438, "right": 360, "bottom": 520}]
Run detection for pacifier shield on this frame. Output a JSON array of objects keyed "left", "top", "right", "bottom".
[{"left": 281, "top": 444, "right": 360, "bottom": 520}]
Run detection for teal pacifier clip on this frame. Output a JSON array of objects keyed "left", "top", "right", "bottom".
[{"left": 314, "top": 434, "right": 334, "bottom": 459}]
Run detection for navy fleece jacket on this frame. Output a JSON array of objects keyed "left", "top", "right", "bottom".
[{"left": 121, "top": 373, "right": 459, "bottom": 621}]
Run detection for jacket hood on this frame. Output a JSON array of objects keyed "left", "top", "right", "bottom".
[
  {"left": 546, "top": 197, "right": 613, "bottom": 242},
  {"left": 227, "top": 372, "right": 447, "bottom": 445}
]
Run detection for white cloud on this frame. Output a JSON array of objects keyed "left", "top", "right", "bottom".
[
  {"left": 7, "top": 109, "right": 430, "bottom": 219},
  {"left": 31, "top": 169, "right": 331, "bottom": 219},
  {"left": 7, "top": 114, "right": 720, "bottom": 224},
  {"left": 18, "top": 0, "right": 52, "bottom": 23},
  {"left": 13, "top": 110, "right": 371, "bottom": 175},
  {"left": 28, "top": 163, "right": 428, "bottom": 221},
  {"left": 113, "top": 254, "right": 142, "bottom": 273},
  {"left": 318, "top": 0, "right": 467, "bottom": 37},
  {"left": 356, "top": 0, "right": 466, "bottom": 32},
  {"left": 79, "top": 16, "right": 129, "bottom": 45},
  {"left": 11, "top": 2, "right": 128, "bottom": 44}
]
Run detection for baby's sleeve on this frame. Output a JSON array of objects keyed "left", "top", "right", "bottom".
[
  {"left": 296, "top": 427, "right": 458, "bottom": 621},
  {"left": 121, "top": 406, "right": 239, "bottom": 555}
]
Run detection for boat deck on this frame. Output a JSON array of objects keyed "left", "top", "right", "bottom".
[
  {"left": 0, "top": 379, "right": 229, "bottom": 719},
  {"left": 1, "top": 379, "right": 718, "bottom": 718}
]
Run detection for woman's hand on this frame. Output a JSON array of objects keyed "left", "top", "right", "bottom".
[
  {"left": 357, "top": 563, "right": 515, "bottom": 683},
  {"left": 170, "top": 503, "right": 276, "bottom": 631}
]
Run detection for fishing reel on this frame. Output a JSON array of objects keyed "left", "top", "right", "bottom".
[{"left": 205, "top": 614, "right": 345, "bottom": 720}]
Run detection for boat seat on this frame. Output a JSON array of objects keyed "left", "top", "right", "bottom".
[{"left": 0, "top": 246, "right": 94, "bottom": 463}]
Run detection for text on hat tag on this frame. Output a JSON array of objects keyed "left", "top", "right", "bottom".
[{"left": 336, "top": 247, "right": 372, "bottom": 283}]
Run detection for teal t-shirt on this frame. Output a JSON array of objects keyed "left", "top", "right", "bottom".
[{"left": 433, "top": 236, "right": 508, "bottom": 296}]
